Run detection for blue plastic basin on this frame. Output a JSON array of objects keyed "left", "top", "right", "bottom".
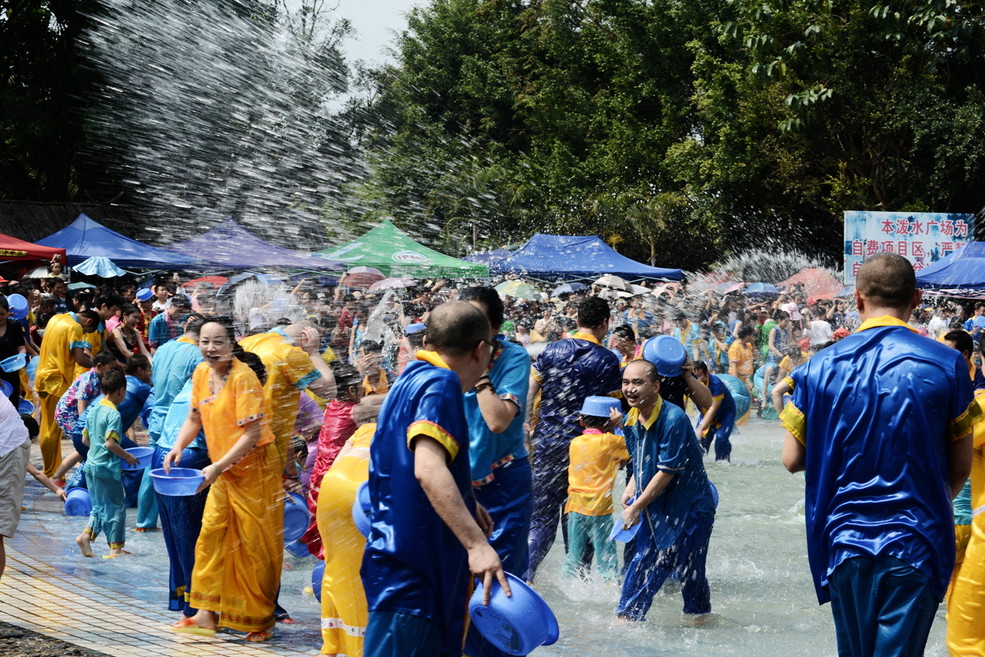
[
  {"left": 64, "top": 487, "right": 92, "bottom": 516},
  {"left": 283, "top": 491, "right": 310, "bottom": 543},
  {"left": 469, "top": 572, "right": 559, "bottom": 656},
  {"left": 123, "top": 446, "right": 154, "bottom": 471},
  {"left": 148, "top": 467, "right": 204, "bottom": 496}
]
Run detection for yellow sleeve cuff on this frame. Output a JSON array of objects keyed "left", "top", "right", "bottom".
[
  {"left": 951, "top": 400, "right": 982, "bottom": 442},
  {"left": 780, "top": 402, "right": 807, "bottom": 445},
  {"left": 408, "top": 420, "right": 459, "bottom": 461}
]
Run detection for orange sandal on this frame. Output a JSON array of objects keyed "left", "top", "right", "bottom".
[{"left": 171, "top": 618, "right": 217, "bottom": 637}]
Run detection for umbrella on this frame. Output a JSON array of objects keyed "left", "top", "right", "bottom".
[
  {"left": 742, "top": 282, "right": 781, "bottom": 297},
  {"left": 551, "top": 282, "right": 588, "bottom": 297},
  {"left": 341, "top": 266, "right": 386, "bottom": 290},
  {"left": 216, "top": 272, "right": 285, "bottom": 295},
  {"left": 780, "top": 267, "right": 843, "bottom": 298},
  {"left": 368, "top": 277, "right": 416, "bottom": 293},
  {"left": 182, "top": 276, "right": 229, "bottom": 288},
  {"left": 495, "top": 280, "right": 540, "bottom": 300},
  {"left": 630, "top": 284, "right": 650, "bottom": 296},
  {"left": 68, "top": 282, "right": 96, "bottom": 291},
  {"left": 73, "top": 256, "right": 128, "bottom": 278},
  {"left": 594, "top": 274, "right": 632, "bottom": 292}
]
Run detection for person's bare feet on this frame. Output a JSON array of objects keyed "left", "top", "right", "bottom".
[
  {"left": 75, "top": 532, "right": 93, "bottom": 558},
  {"left": 104, "top": 548, "right": 132, "bottom": 559}
]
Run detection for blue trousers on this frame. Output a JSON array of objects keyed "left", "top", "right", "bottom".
[
  {"left": 464, "top": 457, "right": 533, "bottom": 657},
  {"left": 155, "top": 445, "right": 210, "bottom": 616},
  {"left": 828, "top": 555, "right": 940, "bottom": 657},
  {"left": 617, "top": 510, "right": 714, "bottom": 620},
  {"left": 526, "top": 441, "right": 577, "bottom": 581},
  {"left": 699, "top": 417, "right": 734, "bottom": 462},
  {"left": 365, "top": 611, "right": 441, "bottom": 657}
]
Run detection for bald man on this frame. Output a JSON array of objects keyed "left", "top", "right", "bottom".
[
  {"left": 362, "top": 302, "right": 508, "bottom": 657},
  {"left": 781, "top": 253, "right": 977, "bottom": 657}
]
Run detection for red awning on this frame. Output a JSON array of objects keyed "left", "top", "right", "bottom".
[{"left": 0, "top": 232, "right": 66, "bottom": 262}]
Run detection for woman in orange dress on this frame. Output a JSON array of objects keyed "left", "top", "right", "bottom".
[{"left": 164, "top": 317, "right": 282, "bottom": 642}]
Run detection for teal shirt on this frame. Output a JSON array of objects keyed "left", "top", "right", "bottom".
[{"left": 83, "top": 399, "right": 124, "bottom": 480}]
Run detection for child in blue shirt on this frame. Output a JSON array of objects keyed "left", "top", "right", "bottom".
[{"left": 75, "top": 369, "right": 137, "bottom": 559}]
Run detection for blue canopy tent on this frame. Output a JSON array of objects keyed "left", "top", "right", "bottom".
[
  {"left": 915, "top": 242, "right": 985, "bottom": 292},
  {"left": 490, "top": 234, "right": 683, "bottom": 282},
  {"left": 37, "top": 214, "right": 202, "bottom": 270},
  {"left": 164, "top": 217, "right": 344, "bottom": 271}
]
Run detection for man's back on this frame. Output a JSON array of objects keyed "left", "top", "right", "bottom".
[
  {"left": 533, "top": 334, "right": 620, "bottom": 443},
  {"left": 784, "top": 317, "right": 975, "bottom": 603}
]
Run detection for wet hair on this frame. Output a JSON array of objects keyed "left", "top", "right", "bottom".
[
  {"left": 425, "top": 301, "right": 491, "bottom": 357},
  {"left": 773, "top": 310, "right": 790, "bottom": 322},
  {"left": 737, "top": 325, "right": 754, "bottom": 339},
  {"left": 459, "top": 286, "right": 505, "bottom": 331},
  {"left": 944, "top": 329, "right": 974, "bottom": 356},
  {"left": 856, "top": 253, "right": 916, "bottom": 309},
  {"left": 333, "top": 363, "right": 362, "bottom": 398},
  {"left": 612, "top": 324, "right": 636, "bottom": 342},
  {"left": 786, "top": 345, "right": 801, "bottom": 359},
  {"left": 93, "top": 292, "right": 125, "bottom": 311},
  {"left": 20, "top": 413, "right": 39, "bottom": 438},
  {"left": 360, "top": 340, "right": 383, "bottom": 354},
  {"left": 185, "top": 313, "right": 207, "bottom": 336},
  {"left": 579, "top": 414, "right": 610, "bottom": 429},
  {"left": 577, "top": 297, "right": 610, "bottom": 329},
  {"left": 126, "top": 354, "right": 150, "bottom": 375},
  {"left": 93, "top": 350, "right": 118, "bottom": 368},
  {"left": 120, "top": 303, "right": 139, "bottom": 317},
  {"left": 0, "top": 296, "right": 8, "bottom": 312},
  {"left": 693, "top": 360, "right": 709, "bottom": 375},
  {"left": 170, "top": 295, "right": 193, "bottom": 311},
  {"left": 237, "top": 350, "right": 267, "bottom": 386},
  {"left": 625, "top": 358, "right": 659, "bottom": 381},
  {"left": 100, "top": 368, "right": 127, "bottom": 395}
]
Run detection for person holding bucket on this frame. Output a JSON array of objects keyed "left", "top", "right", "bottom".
[
  {"left": 164, "top": 317, "right": 282, "bottom": 642},
  {"left": 0, "top": 295, "right": 27, "bottom": 405}
]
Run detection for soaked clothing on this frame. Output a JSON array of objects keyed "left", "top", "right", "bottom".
[
  {"left": 697, "top": 374, "right": 736, "bottom": 462},
  {"left": 83, "top": 399, "right": 126, "bottom": 549},
  {"left": 526, "top": 332, "right": 621, "bottom": 581},
  {"left": 54, "top": 368, "right": 101, "bottom": 437},
  {"left": 189, "top": 358, "right": 280, "bottom": 633},
  {"left": 362, "top": 351, "right": 473, "bottom": 657},
  {"left": 36, "top": 312, "right": 88, "bottom": 476},
  {"left": 616, "top": 397, "right": 715, "bottom": 619},
  {"left": 303, "top": 399, "right": 358, "bottom": 558},
  {"left": 146, "top": 336, "right": 203, "bottom": 443},
  {"left": 0, "top": 319, "right": 25, "bottom": 404},
  {"left": 781, "top": 315, "right": 978, "bottom": 606}
]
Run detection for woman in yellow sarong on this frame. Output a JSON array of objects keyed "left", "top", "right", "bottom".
[
  {"left": 164, "top": 317, "right": 282, "bottom": 642},
  {"left": 317, "top": 393, "right": 384, "bottom": 657}
]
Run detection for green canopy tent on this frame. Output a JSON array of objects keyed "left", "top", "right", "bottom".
[{"left": 316, "top": 219, "right": 488, "bottom": 278}]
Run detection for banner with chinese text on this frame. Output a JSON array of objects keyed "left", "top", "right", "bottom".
[{"left": 843, "top": 211, "right": 973, "bottom": 284}]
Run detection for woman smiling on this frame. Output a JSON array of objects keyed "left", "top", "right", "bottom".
[{"left": 164, "top": 317, "right": 282, "bottom": 642}]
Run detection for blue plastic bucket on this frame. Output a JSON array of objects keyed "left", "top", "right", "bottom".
[
  {"left": 0, "top": 354, "right": 26, "bottom": 373},
  {"left": 6, "top": 294, "right": 28, "bottom": 321},
  {"left": 123, "top": 446, "right": 154, "bottom": 471},
  {"left": 312, "top": 561, "right": 325, "bottom": 602},
  {"left": 352, "top": 481, "right": 371, "bottom": 538},
  {"left": 17, "top": 399, "right": 34, "bottom": 416},
  {"left": 148, "top": 467, "right": 204, "bottom": 496},
  {"left": 285, "top": 539, "right": 310, "bottom": 559},
  {"left": 578, "top": 395, "right": 620, "bottom": 418},
  {"left": 608, "top": 496, "right": 641, "bottom": 542},
  {"left": 469, "top": 572, "right": 559, "bottom": 656},
  {"left": 283, "top": 491, "right": 310, "bottom": 543},
  {"left": 64, "top": 487, "right": 92, "bottom": 516},
  {"left": 642, "top": 335, "right": 686, "bottom": 377}
]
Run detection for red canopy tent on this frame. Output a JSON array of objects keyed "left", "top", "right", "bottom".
[
  {"left": 780, "top": 267, "right": 843, "bottom": 300},
  {"left": 0, "top": 232, "right": 66, "bottom": 262}
]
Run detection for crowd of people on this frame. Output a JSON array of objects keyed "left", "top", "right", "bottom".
[{"left": 0, "top": 253, "right": 983, "bottom": 657}]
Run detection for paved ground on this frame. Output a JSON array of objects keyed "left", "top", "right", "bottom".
[{"left": 1, "top": 441, "right": 325, "bottom": 657}]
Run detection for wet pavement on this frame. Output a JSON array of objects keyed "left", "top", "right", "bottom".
[{"left": 1, "top": 441, "right": 324, "bottom": 657}]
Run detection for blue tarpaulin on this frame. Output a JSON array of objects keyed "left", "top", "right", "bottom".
[
  {"left": 490, "top": 234, "right": 683, "bottom": 281},
  {"left": 37, "top": 214, "right": 202, "bottom": 270},
  {"left": 915, "top": 242, "right": 985, "bottom": 290},
  {"left": 164, "top": 217, "right": 344, "bottom": 271}
]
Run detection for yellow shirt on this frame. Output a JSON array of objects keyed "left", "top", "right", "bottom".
[
  {"left": 36, "top": 313, "right": 87, "bottom": 397},
  {"left": 565, "top": 430, "right": 630, "bottom": 516},
  {"left": 362, "top": 368, "right": 390, "bottom": 396},
  {"left": 240, "top": 331, "right": 318, "bottom": 452},
  {"left": 74, "top": 328, "right": 104, "bottom": 379},
  {"left": 191, "top": 358, "right": 274, "bottom": 464},
  {"left": 728, "top": 341, "right": 755, "bottom": 376}
]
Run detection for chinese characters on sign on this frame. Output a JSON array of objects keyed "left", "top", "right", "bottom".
[{"left": 844, "top": 211, "right": 974, "bottom": 284}]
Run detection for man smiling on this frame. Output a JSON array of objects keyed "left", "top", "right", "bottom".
[{"left": 615, "top": 359, "right": 716, "bottom": 622}]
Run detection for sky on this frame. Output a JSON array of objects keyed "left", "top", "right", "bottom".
[{"left": 328, "top": 0, "right": 423, "bottom": 66}]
